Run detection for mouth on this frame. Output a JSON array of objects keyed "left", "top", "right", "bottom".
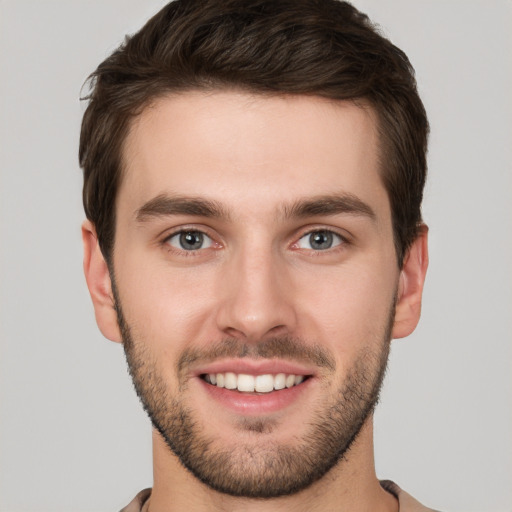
[
  {"left": 193, "top": 359, "right": 316, "bottom": 415},
  {"left": 192, "top": 358, "right": 318, "bottom": 417},
  {"left": 200, "top": 372, "right": 309, "bottom": 393}
]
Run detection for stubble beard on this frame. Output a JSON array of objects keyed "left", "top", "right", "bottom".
[{"left": 115, "top": 287, "right": 394, "bottom": 498}]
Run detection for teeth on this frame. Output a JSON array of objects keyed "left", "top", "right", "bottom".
[
  {"left": 274, "top": 373, "right": 286, "bottom": 390},
  {"left": 255, "top": 374, "right": 274, "bottom": 393},
  {"left": 238, "top": 374, "right": 255, "bottom": 392},
  {"left": 224, "top": 372, "right": 237, "bottom": 390},
  {"left": 205, "top": 372, "right": 306, "bottom": 393}
]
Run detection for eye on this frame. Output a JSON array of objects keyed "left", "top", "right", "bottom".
[
  {"left": 296, "top": 230, "right": 344, "bottom": 251},
  {"left": 166, "top": 230, "right": 213, "bottom": 251}
]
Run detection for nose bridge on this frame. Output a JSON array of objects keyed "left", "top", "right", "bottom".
[{"left": 216, "top": 238, "right": 295, "bottom": 341}]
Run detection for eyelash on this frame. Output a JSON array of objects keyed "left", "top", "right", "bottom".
[
  {"left": 293, "top": 228, "right": 349, "bottom": 252},
  {"left": 160, "top": 227, "right": 351, "bottom": 256},
  {"left": 162, "top": 228, "right": 218, "bottom": 256}
]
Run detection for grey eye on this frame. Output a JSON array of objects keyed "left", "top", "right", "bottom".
[
  {"left": 167, "top": 231, "right": 212, "bottom": 251},
  {"left": 297, "top": 230, "right": 342, "bottom": 250}
]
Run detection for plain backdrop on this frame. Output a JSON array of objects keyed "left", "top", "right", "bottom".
[{"left": 0, "top": 1, "right": 511, "bottom": 511}]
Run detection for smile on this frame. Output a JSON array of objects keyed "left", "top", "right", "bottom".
[{"left": 201, "top": 372, "right": 307, "bottom": 393}]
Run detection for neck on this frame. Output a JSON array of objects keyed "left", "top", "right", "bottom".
[{"left": 147, "top": 418, "right": 398, "bottom": 512}]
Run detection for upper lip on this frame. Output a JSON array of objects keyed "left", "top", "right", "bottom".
[{"left": 192, "top": 358, "right": 316, "bottom": 378}]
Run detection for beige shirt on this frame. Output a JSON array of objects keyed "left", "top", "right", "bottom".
[{"left": 120, "top": 481, "right": 440, "bottom": 511}]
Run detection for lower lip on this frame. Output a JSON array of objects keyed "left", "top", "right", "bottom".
[{"left": 199, "top": 377, "right": 313, "bottom": 415}]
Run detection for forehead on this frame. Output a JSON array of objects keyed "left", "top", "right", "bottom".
[{"left": 119, "top": 91, "right": 387, "bottom": 220}]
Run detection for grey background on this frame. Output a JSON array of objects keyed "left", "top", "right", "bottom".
[{"left": 0, "top": 1, "right": 510, "bottom": 511}]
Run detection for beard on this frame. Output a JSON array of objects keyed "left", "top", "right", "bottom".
[{"left": 114, "top": 285, "right": 394, "bottom": 499}]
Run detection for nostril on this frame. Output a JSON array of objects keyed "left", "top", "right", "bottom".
[
  {"left": 222, "top": 326, "right": 248, "bottom": 340},
  {"left": 267, "top": 324, "right": 287, "bottom": 335}
]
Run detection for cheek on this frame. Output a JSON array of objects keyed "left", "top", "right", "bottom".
[
  {"left": 114, "top": 257, "right": 219, "bottom": 349},
  {"left": 294, "top": 260, "right": 397, "bottom": 355}
]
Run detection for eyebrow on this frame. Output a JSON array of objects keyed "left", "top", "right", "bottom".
[
  {"left": 135, "top": 195, "right": 230, "bottom": 222},
  {"left": 135, "top": 192, "right": 376, "bottom": 223},
  {"left": 281, "top": 193, "right": 376, "bottom": 222}
]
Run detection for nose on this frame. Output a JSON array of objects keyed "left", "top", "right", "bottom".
[{"left": 215, "top": 246, "right": 297, "bottom": 342}]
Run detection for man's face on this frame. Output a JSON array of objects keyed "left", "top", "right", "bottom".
[{"left": 111, "top": 92, "right": 401, "bottom": 496}]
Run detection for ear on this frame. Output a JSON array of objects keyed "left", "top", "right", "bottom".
[
  {"left": 392, "top": 225, "right": 429, "bottom": 339},
  {"left": 82, "top": 220, "right": 122, "bottom": 343}
]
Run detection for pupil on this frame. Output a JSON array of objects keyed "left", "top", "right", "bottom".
[
  {"left": 310, "top": 231, "right": 332, "bottom": 250},
  {"left": 180, "top": 231, "right": 203, "bottom": 250}
]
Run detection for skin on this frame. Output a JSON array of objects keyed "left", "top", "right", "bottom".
[{"left": 83, "top": 91, "right": 428, "bottom": 512}]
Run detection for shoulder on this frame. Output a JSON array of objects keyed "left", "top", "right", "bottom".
[
  {"left": 120, "top": 484, "right": 442, "bottom": 512},
  {"left": 380, "top": 480, "right": 442, "bottom": 512},
  {"left": 119, "top": 488, "right": 152, "bottom": 512}
]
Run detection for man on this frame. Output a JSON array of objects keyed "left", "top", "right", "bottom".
[{"left": 79, "top": 0, "right": 435, "bottom": 510}]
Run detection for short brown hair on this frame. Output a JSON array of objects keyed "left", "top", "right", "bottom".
[{"left": 80, "top": 0, "right": 428, "bottom": 267}]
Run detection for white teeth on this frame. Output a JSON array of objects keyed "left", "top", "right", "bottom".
[
  {"left": 224, "top": 372, "right": 237, "bottom": 390},
  {"left": 237, "top": 374, "right": 255, "bottom": 392},
  {"left": 205, "top": 372, "right": 306, "bottom": 392},
  {"left": 274, "top": 373, "right": 286, "bottom": 390},
  {"left": 255, "top": 374, "right": 274, "bottom": 393}
]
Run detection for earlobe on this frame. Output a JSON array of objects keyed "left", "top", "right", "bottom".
[
  {"left": 392, "top": 225, "right": 429, "bottom": 339},
  {"left": 82, "top": 220, "right": 122, "bottom": 343}
]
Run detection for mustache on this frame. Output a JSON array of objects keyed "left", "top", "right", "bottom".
[{"left": 177, "top": 336, "right": 336, "bottom": 376}]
